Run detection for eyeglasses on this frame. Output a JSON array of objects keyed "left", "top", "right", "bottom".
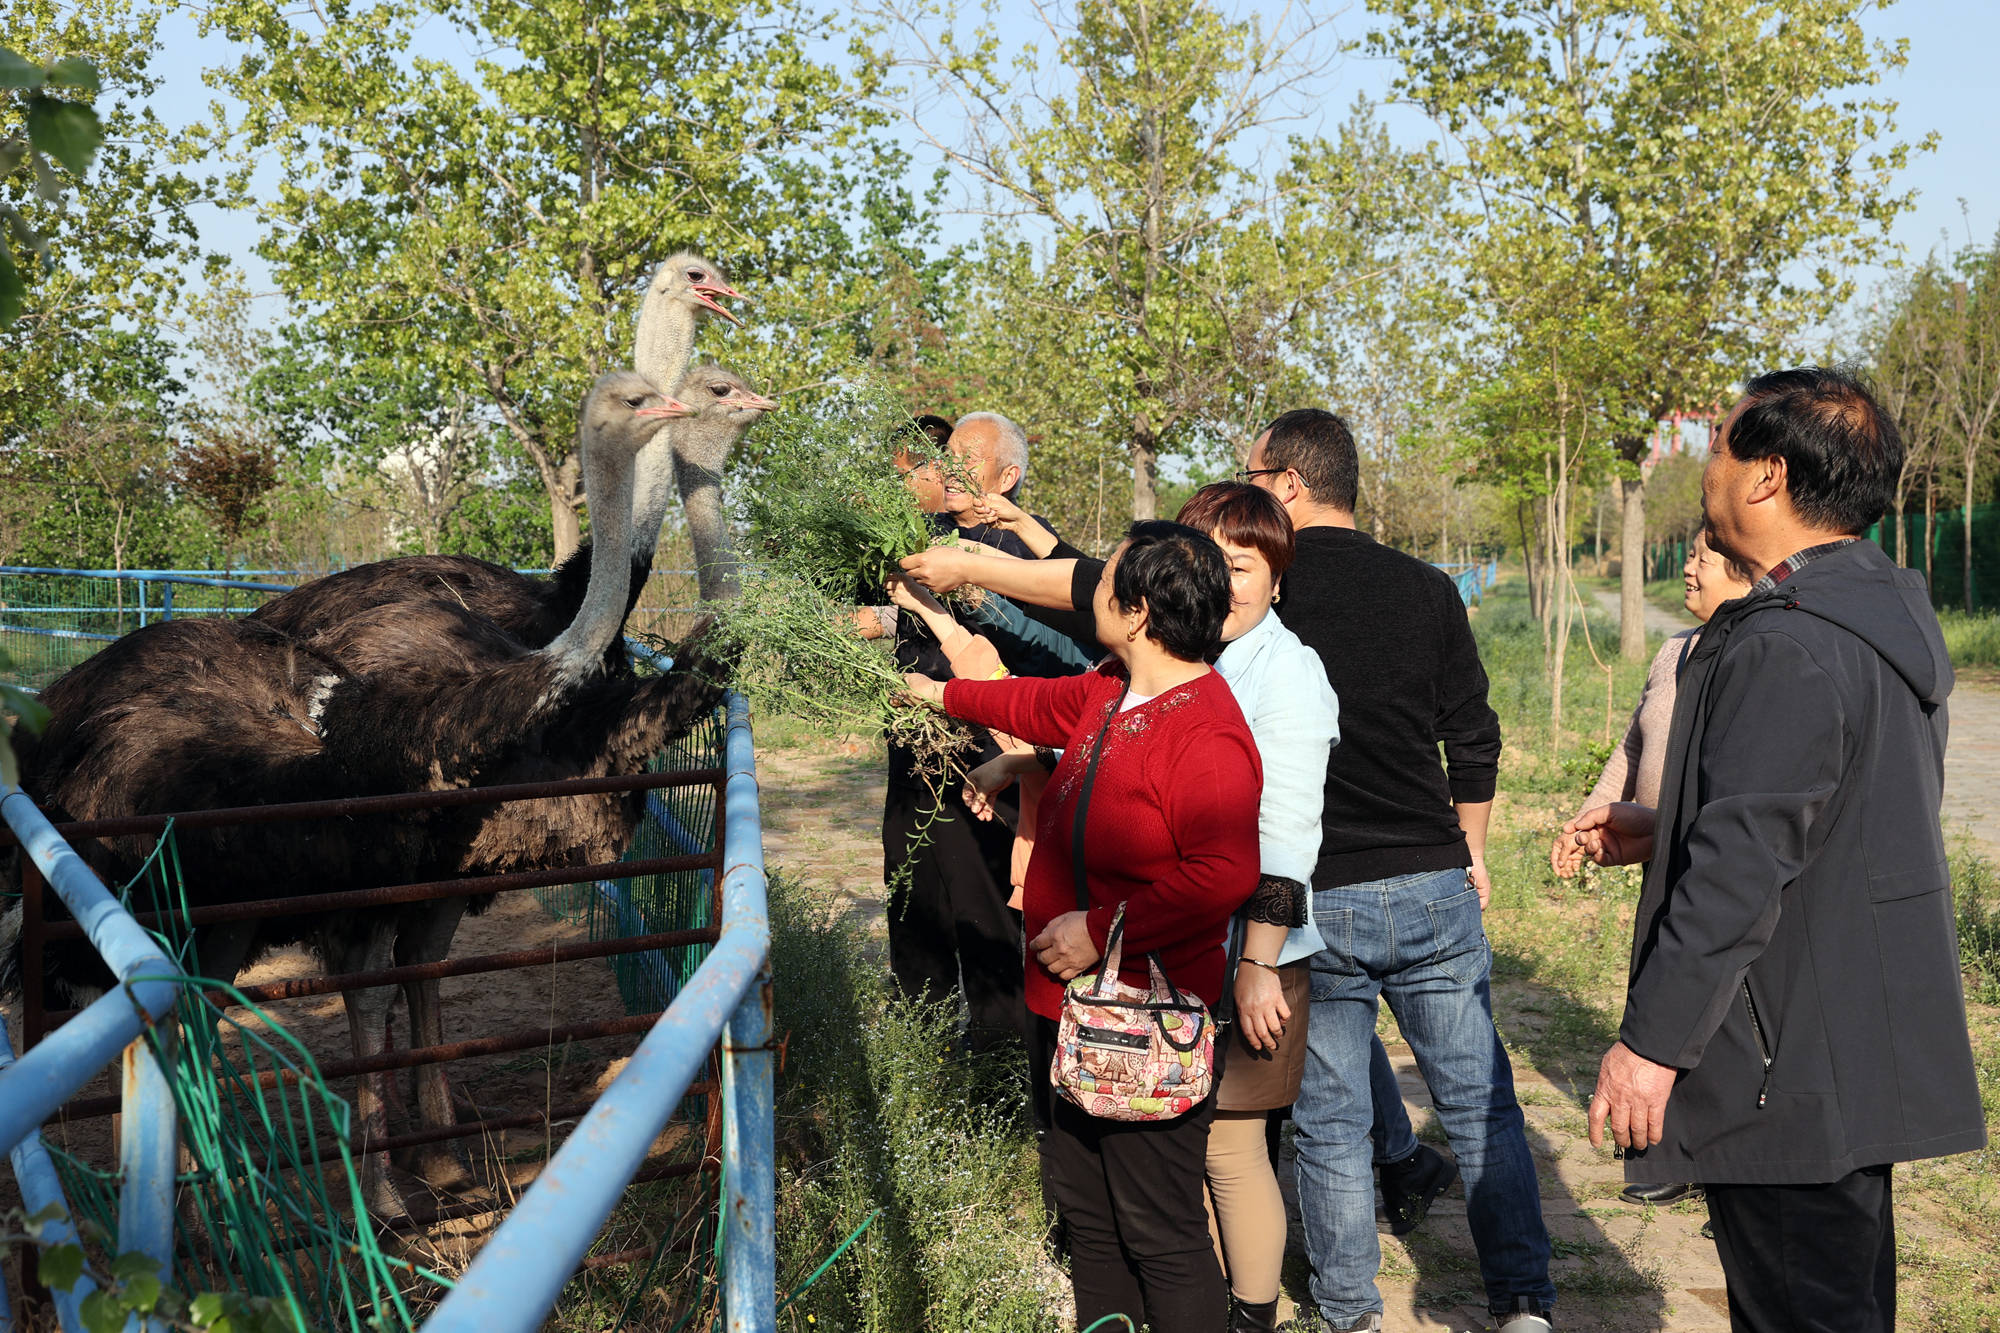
[{"left": 1234, "top": 467, "right": 1288, "bottom": 483}]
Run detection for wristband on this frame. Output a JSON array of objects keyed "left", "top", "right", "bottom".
[{"left": 1241, "top": 957, "right": 1283, "bottom": 973}]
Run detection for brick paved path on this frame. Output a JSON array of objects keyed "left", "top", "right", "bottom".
[{"left": 1945, "top": 680, "right": 2000, "bottom": 862}]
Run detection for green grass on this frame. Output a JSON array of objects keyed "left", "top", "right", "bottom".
[{"left": 1940, "top": 611, "right": 2000, "bottom": 669}]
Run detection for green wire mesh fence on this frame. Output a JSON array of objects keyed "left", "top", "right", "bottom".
[{"left": 47, "top": 827, "right": 449, "bottom": 1332}]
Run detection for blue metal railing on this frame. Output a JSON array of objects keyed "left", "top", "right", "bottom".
[
  {"left": 0, "top": 787, "right": 183, "bottom": 1333},
  {"left": 1435, "top": 558, "right": 1502, "bottom": 606},
  {"left": 424, "top": 693, "right": 772, "bottom": 1332},
  {"left": 0, "top": 692, "right": 774, "bottom": 1333}
]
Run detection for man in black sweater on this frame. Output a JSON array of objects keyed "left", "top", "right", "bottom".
[{"left": 1247, "top": 411, "right": 1554, "bottom": 1333}]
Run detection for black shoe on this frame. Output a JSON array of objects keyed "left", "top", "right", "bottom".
[
  {"left": 1378, "top": 1143, "right": 1457, "bottom": 1236},
  {"left": 1230, "top": 1296, "right": 1280, "bottom": 1333},
  {"left": 1619, "top": 1180, "right": 1702, "bottom": 1205}
]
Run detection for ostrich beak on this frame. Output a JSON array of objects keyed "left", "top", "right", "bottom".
[
  {"left": 692, "top": 280, "right": 746, "bottom": 327},
  {"left": 637, "top": 397, "right": 696, "bottom": 420},
  {"left": 722, "top": 389, "right": 779, "bottom": 413}
]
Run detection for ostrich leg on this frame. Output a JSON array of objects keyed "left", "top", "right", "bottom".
[
  {"left": 394, "top": 896, "right": 473, "bottom": 1189},
  {"left": 329, "top": 915, "right": 406, "bottom": 1218}
]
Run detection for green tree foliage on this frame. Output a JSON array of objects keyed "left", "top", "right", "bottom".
[
  {"left": 201, "top": 0, "right": 933, "bottom": 559},
  {"left": 1374, "top": 0, "right": 1925, "bottom": 657},
  {"left": 877, "top": 0, "right": 1347, "bottom": 521}
]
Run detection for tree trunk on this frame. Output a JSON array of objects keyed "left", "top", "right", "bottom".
[
  {"left": 1965, "top": 455, "right": 1977, "bottom": 614},
  {"left": 1519, "top": 498, "right": 1545, "bottom": 625},
  {"left": 1619, "top": 474, "right": 1647, "bottom": 661},
  {"left": 1130, "top": 425, "right": 1159, "bottom": 522}
]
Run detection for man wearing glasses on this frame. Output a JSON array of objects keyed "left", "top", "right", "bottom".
[{"left": 1243, "top": 411, "right": 1555, "bottom": 1333}]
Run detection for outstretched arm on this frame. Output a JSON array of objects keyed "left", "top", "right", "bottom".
[{"left": 900, "top": 547, "right": 1078, "bottom": 611}]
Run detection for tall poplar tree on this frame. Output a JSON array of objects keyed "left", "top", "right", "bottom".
[{"left": 1374, "top": 0, "right": 1924, "bottom": 658}]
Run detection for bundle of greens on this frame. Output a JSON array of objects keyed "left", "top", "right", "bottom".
[
  {"left": 705, "top": 565, "right": 978, "bottom": 790},
  {"left": 740, "top": 383, "right": 978, "bottom": 597}
]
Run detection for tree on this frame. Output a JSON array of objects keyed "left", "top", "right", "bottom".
[
  {"left": 0, "top": 42, "right": 101, "bottom": 325},
  {"left": 1375, "top": 0, "right": 1926, "bottom": 658},
  {"left": 875, "top": 0, "right": 1340, "bottom": 520},
  {"left": 203, "top": 0, "right": 928, "bottom": 559},
  {"left": 176, "top": 272, "right": 282, "bottom": 567},
  {"left": 1931, "top": 236, "right": 2000, "bottom": 611}
]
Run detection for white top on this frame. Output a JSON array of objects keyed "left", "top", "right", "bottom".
[{"left": 1215, "top": 608, "right": 1342, "bottom": 965}]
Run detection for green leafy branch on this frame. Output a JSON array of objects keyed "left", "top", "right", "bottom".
[
  {"left": 0, "top": 648, "right": 50, "bottom": 790},
  {"left": 15, "top": 1203, "right": 307, "bottom": 1333},
  {"left": 0, "top": 47, "right": 103, "bottom": 326}
]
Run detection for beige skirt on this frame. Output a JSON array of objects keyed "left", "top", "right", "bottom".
[{"left": 1216, "top": 961, "right": 1311, "bottom": 1111}]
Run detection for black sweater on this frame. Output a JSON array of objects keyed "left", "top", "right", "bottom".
[{"left": 1273, "top": 526, "right": 1501, "bottom": 887}]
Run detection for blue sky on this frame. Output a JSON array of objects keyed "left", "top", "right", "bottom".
[{"left": 147, "top": 0, "right": 1995, "bottom": 344}]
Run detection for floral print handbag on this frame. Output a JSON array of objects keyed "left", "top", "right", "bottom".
[{"left": 1052, "top": 903, "right": 1215, "bottom": 1121}]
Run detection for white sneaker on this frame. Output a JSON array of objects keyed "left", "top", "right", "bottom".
[{"left": 1496, "top": 1312, "right": 1553, "bottom": 1332}]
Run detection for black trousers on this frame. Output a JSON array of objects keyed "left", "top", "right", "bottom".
[
  {"left": 1032, "top": 1016, "right": 1224, "bottom": 1333},
  {"left": 883, "top": 784, "right": 1024, "bottom": 1041},
  {"left": 1705, "top": 1164, "right": 1896, "bottom": 1332}
]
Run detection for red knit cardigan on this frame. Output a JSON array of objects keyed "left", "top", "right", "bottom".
[{"left": 943, "top": 664, "right": 1263, "bottom": 1021}]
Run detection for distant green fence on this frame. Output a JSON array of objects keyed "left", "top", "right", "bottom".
[{"left": 1868, "top": 504, "right": 2000, "bottom": 614}]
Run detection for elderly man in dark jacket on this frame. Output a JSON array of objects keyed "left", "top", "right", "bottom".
[{"left": 1569, "top": 366, "right": 1985, "bottom": 1332}]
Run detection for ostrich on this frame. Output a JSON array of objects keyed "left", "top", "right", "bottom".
[
  {"left": 248, "top": 252, "right": 744, "bottom": 649},
  {"left": 665, "top": 363, "right": 771, "bottom": 600},
  {"left": 9, "top": 372, "right": 727, "bottom": 1216}
]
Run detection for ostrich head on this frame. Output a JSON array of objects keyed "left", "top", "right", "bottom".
[
  {"left": 673, "top": 364, "right": 777, "bottom": 474},
  {"left": 670, "top": 364, "right": 773, "bottom": 602},
  {"left": 631, "top": 252, "right": 745, "bottom": 576}
]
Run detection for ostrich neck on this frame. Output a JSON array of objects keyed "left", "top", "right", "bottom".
[
  {"left": 631, "top": 296, "right": 701, "bottom": 556},
  {"left": 674, "top": 444, "right": 739, "bottom": 601},
  {"left": 543, "top": 433, "right": 639, "bottom": 677}
]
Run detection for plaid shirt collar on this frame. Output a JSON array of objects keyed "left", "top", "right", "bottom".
[{"left": 1749, "top": 537, "right": 1858, "bottom": 596}]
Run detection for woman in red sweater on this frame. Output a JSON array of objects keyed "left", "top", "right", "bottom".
[{"left": 905, "top": 520, "right": 1263, "bottom": 1333}]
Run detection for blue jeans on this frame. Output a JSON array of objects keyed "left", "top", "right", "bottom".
[{"left": 1293, "top": 868, "right": 1554, "bottom": 1321}]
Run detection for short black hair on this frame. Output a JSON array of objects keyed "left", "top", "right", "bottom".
[
  {"left": 913, "top": 413, "right": 953, "bottom": 446},
  {"left": 1260, "top": 408, "right": 1359, "bottom": 512},
  {"left": 1724, "top": 368, "right": 1903, "bottom": 534},
  {"left": 1111, "top": 520, "right": 1232, "bottom": 663}
]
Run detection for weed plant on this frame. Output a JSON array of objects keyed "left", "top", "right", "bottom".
[
  {"left": 708, "top": 568, "right": 976, "bottom": 791},
  {"left": 766, "top": 873, "right": 1058, "bottom": 1331},
  {"left": 742, "top": 382, "right": 979, "bottom": 598}
]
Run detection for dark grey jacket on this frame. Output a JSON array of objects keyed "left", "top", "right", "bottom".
[{"left": 1621, "top": 539, "right": 1986, "bottom": 1185}]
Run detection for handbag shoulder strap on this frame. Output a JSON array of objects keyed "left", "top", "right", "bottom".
[{"left": 1070, "top": 699, "right": 1118, "bottom": 914}]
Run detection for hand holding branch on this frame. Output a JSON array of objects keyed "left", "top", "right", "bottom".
[{"left": 1561, "top": 802, "right": 1657, "bottom": 869}]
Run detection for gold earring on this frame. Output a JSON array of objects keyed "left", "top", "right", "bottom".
[{"left": 1272, "top": 589, "right": 1282, "bottom": 604}]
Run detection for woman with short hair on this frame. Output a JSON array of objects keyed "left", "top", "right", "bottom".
[{"left": 905, "top": 520, "right": 1262, "bottom": 1333}]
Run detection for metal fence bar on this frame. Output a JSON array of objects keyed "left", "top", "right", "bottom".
[
  {"left": 117, "top": 1042, "right": 177, "bottom": 1316},
  {"left": 719, "top": 701, "right": 774, "bottom": 1333},
  {"left": 0, "top": 1024, "right": 94, "bottom": 1333},
  {"left": 419, "top": 693, "right": 770, "bottom": 1333},
  {"left": 0, "top": 791, "right": 182, "bottom": 1156}
]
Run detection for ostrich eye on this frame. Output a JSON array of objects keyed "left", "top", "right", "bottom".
[
  {"left": 625, "top": 396, "right": 646, "bottom": 409},
  {"left": 688, "top": 269, "right": 706, "bottom": 283},
  {"left": 710, "top": 383, "right": 729, "bottom": 396}
]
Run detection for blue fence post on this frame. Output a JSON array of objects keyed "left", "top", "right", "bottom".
[
  {"left": 720, "top": 700, "right": 774, "bottom": 1333},
  {"left": 160, "top": 582, "right": 174, "bottom": 622},
  {"left": 137, "top": 578, "right": 148, "bottom": 629},
  {"left": 119, "top": 1038, "right": 178, "bottom": 1329}
]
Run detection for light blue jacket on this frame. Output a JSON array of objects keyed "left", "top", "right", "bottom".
[{"left": 1215, "top": 608, "right": 1340, "bottom": 965}]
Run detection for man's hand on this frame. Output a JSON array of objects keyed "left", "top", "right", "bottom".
[
  {"left": 899, "top": 672, "right": 946, "bottom": 706},
  {"left": 1467, "top": 856, "right": 1492, "bottom": 909},
  {"left": 1029, "top": 911, "right": 1101, "bottom": 981},
  {"left": 899, "top": 546, "right": 974, "bottom": 594},
  {"left": 1562, "top": 802, "right": 1658, "bottom": 868},
  {"left": 848, "top": 607, "right": 887, "bottom": 641},
  {"left": 1588, "top": 1040, "right": 1678, "bottom": 1153}
]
